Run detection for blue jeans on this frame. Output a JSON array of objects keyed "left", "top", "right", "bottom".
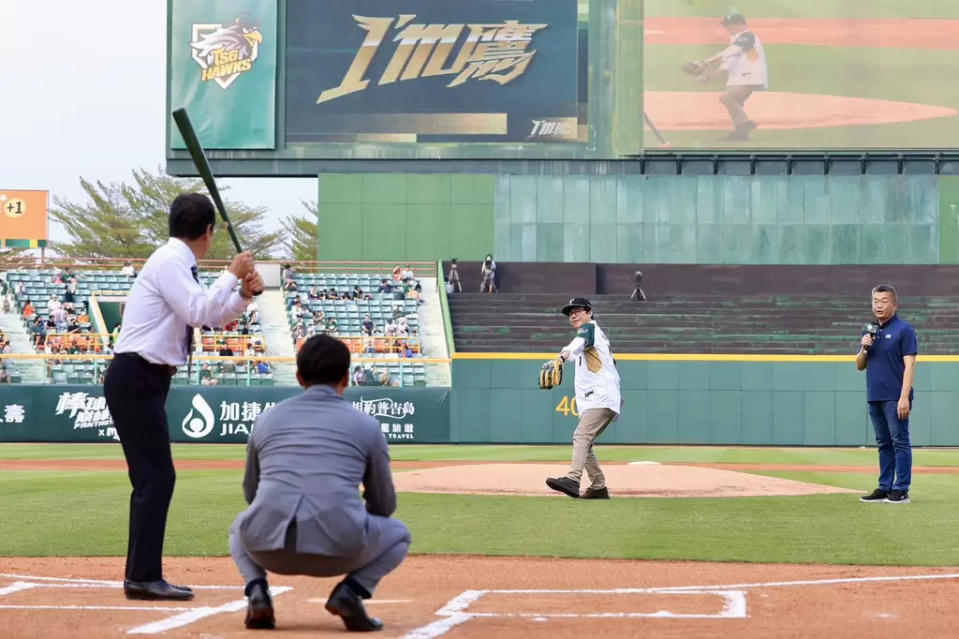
[{"left": 867, "top": 400, "right": 912, "bottom": 492}]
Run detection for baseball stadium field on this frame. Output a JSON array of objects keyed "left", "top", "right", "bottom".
[
  {"left": 643, "top": 0, "right": 959, "bottom": 149},
  {"left": 4, "top": 442, "right": 959, "bottom": 637}
]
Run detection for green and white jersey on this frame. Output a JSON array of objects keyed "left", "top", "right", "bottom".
[{"left": 560, "top": 320, "right": 621, "bottom": 414}]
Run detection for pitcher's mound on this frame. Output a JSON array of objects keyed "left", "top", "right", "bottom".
[{"left": 393, "top": 463, "right": 855, "bottom": 498}]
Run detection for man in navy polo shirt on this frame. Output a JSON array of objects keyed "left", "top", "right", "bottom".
[{"left": 856, "top": 284, "right": 918, "bottom": 504}]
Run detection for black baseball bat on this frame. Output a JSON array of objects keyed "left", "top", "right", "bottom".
[
  {"left": 172, "top": 107, "right": 261, "bottom": 295},
  {"left": 643, "top": 112, "right": 671, "bottom": 148},
  {"left": 172, "top": 108, "right": 244, "bottom": 254}
]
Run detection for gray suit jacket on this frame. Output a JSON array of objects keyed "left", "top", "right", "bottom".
[{"left": 235, "top": 384, "right": 397, "bottom": 556}]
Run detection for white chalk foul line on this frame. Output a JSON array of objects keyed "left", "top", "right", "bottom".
[
  {"left": 0, "top": 582, "right": 36, "bottom": 596},
  {"left": 126, "top": 586, "right": 292, "bottom": 635},
  {"left": 307, "top": 597, "right": 413, "bottom": 604},
  {"left": 404, "top": 588, "right": 745, "bottom": 638}
]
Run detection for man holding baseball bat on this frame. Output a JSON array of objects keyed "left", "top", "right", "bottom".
[{"left": 105, "top": 193, "right": 263, "bottom": 600}]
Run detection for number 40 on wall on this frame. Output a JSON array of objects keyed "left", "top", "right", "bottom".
[{"left": 555, "top": 395, "right": 579, "bottom": 417}]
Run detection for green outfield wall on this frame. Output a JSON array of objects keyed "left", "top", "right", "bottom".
[
  {"left": 318, "top": 173, "right": 959, "bottom": 264},
  {"left": 449, "top": 357, "right": 957, "bottom": 446},
  {"left": 3, "top": 359, "right": 955, "bottom": 445}
]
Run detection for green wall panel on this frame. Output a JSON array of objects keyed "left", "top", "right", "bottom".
[
  {"left": 450, "top": 359, "right": 957, "bottom": 445},
  {"left": 317, "top": 174, "right": 493, "bottom": 261},
  {"left": 492, "top": 174, "right": 943, "bottom": 264}
]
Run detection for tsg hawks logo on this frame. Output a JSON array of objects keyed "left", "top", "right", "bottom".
[{"left": 189, "top": 14, "right": 263, "bottom": 89}]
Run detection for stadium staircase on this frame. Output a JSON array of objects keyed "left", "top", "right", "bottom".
[
  {"left": 256, "top": 288, "right": 297, "bottom": 385},
  {"left": 0, "top": 311, "right": 44, "bottom": 382},
  {"left": 448, "top": 293, "right": 959, "bottom": 355}
]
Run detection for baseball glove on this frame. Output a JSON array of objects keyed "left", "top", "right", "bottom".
[
  {"left": 681, "top": 60, "right": 708, "bottom": 76},
  {"left": 538, "top": 358, "right": 564, "bottom": 390}
]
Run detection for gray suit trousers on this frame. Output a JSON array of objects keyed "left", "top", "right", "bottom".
[{"left": 230, "top": 515, "right": 410, "bottom": 596}]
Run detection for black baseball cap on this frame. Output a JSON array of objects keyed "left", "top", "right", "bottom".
[
  {"left": 722, "top": 13, "right": 747, "bottom": 25},
  {"left": 562, "top": 297, "right": 592, "bottom": 316}
]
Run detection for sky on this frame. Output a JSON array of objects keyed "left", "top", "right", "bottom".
[{"left": 0, "top": 2, "right": 316, "bottom": 245}]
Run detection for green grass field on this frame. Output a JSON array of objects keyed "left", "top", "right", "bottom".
[{"left": 3, "top": 443, "right": 959, "bottom": 566}]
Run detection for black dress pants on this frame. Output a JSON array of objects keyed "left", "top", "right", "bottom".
[{"left": 104, "top": 353, "right": 176, "bottom": 582}]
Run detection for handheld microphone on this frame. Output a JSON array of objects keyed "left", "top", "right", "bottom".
[{"left": 862, "top": 323, "right": 878, "bottom": 350}]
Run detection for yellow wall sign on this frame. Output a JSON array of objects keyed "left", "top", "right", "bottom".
[{"left": 0, "top": 190, "right": 48, "bottom": 247}]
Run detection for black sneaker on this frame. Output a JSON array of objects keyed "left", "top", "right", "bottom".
[
  {"left": 859, "top": 488, "right": 888, "bottom": 503},
  {"left": 884, "top": 490, "right": 911, "bottom": 504},
  {"left": 582, "top": 487, "right": 610, "bottom": 500}
]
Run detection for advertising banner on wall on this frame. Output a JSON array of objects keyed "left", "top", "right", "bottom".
[
  {"left": 285, "top": 0, "right": 586, "bottom": 145},
  {"left": 0, "top": 190, "right": 47, "bottom": 248},
  {"left": 168, "top": 0, "right": 277, "bottom": 149},
  {"left": 0, "top": 386, "right": 450, "bottom": 444}
]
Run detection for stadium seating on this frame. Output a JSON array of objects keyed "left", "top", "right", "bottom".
[
  {"left": 287, "top": 271, "right": 427, "bottom": 386},
  {"left": 448, "top": 293, "right": 959, "bottom": 355}
]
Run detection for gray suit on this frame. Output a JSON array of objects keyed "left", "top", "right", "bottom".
[{"left": 229, "top": 384, "right": 410, "bottom": 595}]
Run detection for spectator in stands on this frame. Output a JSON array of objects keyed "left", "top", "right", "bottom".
[
  {"left": 391, "top": 265, "right": 403, "bottom": 283},
  {"left": 48, "top": 294, "right": 62, "bottom": 313},
  {"left": 200, "top": 362, "right": 217, "bottom": 386},
  {"left": 64, "top": 281, "right": 77, "bottom": 304},
  {"left": 353, "top": 285, "right": 371, "bottom": 301},
  {"left": 22, "top": 298, "right": 35, "bottom": 319},
  {"left": 67, "top": 318, "right": 81, "bottom": 334},
  {"left": 30, "top": 317, "right": 45, "bottom": 348},
  {"left": 318, "top": 289, "right": 328, "bottom": 300},
  {"left": 377, "top": 279, "right": 393, "bottom": 296},
  {"left": 284, "top": 278, "right": 298, "bottom": 292},
  {"left": 67, "top": 340, "right": 81, "bottom": 355},
  {"left": 218, "top": 341, "right": 235, "bottom": 357},
  {"left": 52, "top": 305, "right": 68, "bottom": 332},
  {"left": 281, "top": 264, "right": 296, "bottom": 284},
  {"left": 251, "top": 336, "right": 264, "bottom": 353},
  {"left": 51, "top": 269, "right": 64, "bottom": 284},
  {"left": 15, "top": 281, "right": 26, "bottom": 297},
  {"left": 313, "top": 309, "right": 326, "bottom": 325},
  {"left": 361, "top": 313, "right": 375, "bottom": 336},
  {"left": 396, "top": 317, "right": 409, "bottom": 337},
  {"left": 352, "top": 365, "right": 364, "bottom": 386},
  {"left": 325, "top": 316, "right": 339, "bottom": 335},
  {"left": 256, "top": 360, "right": 270, "bottom": 375},
  {"left": 122, "top": 261, "right": 137, "bottom": 278},
  {"left": 248, "top": 309, "right": 260, "bottom": 325},
  {"left": 384, "top": 318, "right": 397, "bottom": 337},
  {"left": 308, "top": 286, "right": 320, "bottom": 300},
  {"left": 363, "top": 336, "right": 376, "bottom": 354},
  {"left": 294, "top": 321, "right": 307, "bottom": 340},
  {"left": 401, "top": 342, "right": 414, "bottom": 358},
  {"left": 97, "top": 369, "right": 106, "bottom": 385},
  {"left": 401, "top": 264, "right": 414, "bottom": 281},
  {"left": 329, "top": 289, "right": 340, "bottom": 301},
  {"left": 480, "top": 253, "right": 497, "bottom": 293},
  {"left": 0, "top": 364, "right": 10, "bottom": 384},
  {"left": 392, "top": 305, "right": 404, "bottom": 320},
  {"left": 1, "top": 340, "right": 11, "bottom": 354}
]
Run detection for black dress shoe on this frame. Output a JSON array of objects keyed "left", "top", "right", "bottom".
[
  {"left": 546, "top": 476, "right": 580, "bottom": 498},
  {"left": 124, "top": 579, "right": 194, "bottom": 600},
  {"left": 245, "top": 580, "right": 275, "bottom": 629},
  {"left": 582, "top": 486, "right": 610, "bottom": 500},
  {"left": 325, "top": 581, "right": 383, "bottom": 632}
]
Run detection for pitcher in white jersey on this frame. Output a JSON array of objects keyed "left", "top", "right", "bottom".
[
  {"left": 546, "top": 298, "right": 621, "bottom": 499},
  {"left": 701, "top": 13, "right": 768, "bottom": 141}
]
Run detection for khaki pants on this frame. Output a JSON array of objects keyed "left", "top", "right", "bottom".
[
  {"left": 566, "top": 408, "right": 616, "bottom": 489},
  {"left": 719, "top": 85, "right": 757, "bottom": 126}
]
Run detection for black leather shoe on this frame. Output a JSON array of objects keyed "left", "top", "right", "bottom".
[
  {"left": 582, "top": 486, "right": 610, "bottom": 500},
  {"left": 546, "top": 476, "right": 580, "bottom": 498},
  {"left": 245, "top": 580, "right": 275, "bottom": 629},
  {"left": 325, "top": 581, "right": 383, "bottom": 632},
  {"left": 123, "top": 579, "right": 194, "bottom": 600}
]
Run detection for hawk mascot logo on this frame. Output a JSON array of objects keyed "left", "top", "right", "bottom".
[{"left": 189, "top": 14, "right": 263, "bottom": 89}]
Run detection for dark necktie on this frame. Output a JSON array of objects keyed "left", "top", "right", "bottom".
[{"left": 187, "top": 266, "right": 199, "bottom": 377}]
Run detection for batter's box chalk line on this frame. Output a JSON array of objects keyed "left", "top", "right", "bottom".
[
  {"left": 0, "top": 573, "right": 292, "bottom": 635},
  {"left": 402, "top": 573, "right": 959, "bottom": 639}
]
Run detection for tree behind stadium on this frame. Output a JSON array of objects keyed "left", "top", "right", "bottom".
[
  {"left": 279, "top": 200, "right": 319, "bottom": 262},
  {"left": 50, "top": 168, "right": 284, "bottom": 259}
]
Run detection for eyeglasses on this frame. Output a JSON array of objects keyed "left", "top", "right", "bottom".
[{"left": 568, "top": 308, "right": 587, "bottom": 317}]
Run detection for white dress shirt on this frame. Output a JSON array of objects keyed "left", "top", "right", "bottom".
[{"left": 115, "top": 238, "right": 247, "bottom": 366}]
